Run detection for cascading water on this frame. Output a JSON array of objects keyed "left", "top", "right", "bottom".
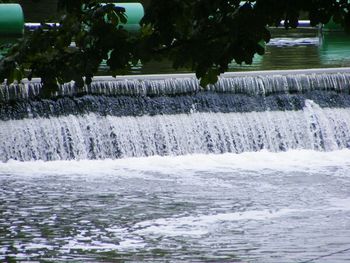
[
  {"left": 2, "top": 68, "right": 350, "bottom": 263},
  {"left": 1, "top": 70, "right": 350, "bottom": 162}
]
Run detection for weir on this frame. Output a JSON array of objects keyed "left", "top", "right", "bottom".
[{"left": 1, "top": 68, "right": 350, "bottom": 162}]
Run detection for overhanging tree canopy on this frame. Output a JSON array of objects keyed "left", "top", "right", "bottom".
[{"left": 0, "top": 0, "right": 349, "bottom": 95}]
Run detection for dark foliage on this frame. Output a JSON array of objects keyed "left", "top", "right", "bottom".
[{"left": 0, "top": 0, "right": 349, "bottom": 95}]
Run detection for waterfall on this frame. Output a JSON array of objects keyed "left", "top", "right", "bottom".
[
  {"left": 1, "top": 70, "right": 350, "bottom": 162},
  {"left": 1, "top": 72, "right": 350, "bottom": 101}
]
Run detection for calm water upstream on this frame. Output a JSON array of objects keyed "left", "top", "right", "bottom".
[
  {"left": 116, "top": 31, "right": 350, "bottom": 75},
  {"left": 1, "top": 151, "right": 350, "bottom": 262}
]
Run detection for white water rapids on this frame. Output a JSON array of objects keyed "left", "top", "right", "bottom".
[
  {"left": 1, "top": 70, "right": 350, "bottom": 262},
  {"left": 1, "top": 100, "right": 350, "bottom": 161},
  {"left": 1, "top": 150, "right": 350, "bottom": 262}
]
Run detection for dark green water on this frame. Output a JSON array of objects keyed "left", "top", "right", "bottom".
[
  {"left": 2, "top": 30, "right": 350, "bottom": 73},
  {"left": 113, "top": 30, "right": 350, "bottom": 75}
]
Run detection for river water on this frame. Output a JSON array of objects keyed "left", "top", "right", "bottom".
[
  {"left": 119, "top": 31, "right": 350, "bottom": 75},
  {"left": 1, "top": 31, "right": 350, "bottom": 262},
  {"left": 1, "top": 151, "right": 350, "bottom": 262}
]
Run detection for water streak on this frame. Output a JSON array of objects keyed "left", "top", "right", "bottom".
[
  {"left": 1, "top": 72, "right": 350, "bottom": 161},
  {"left": 1, "top": 72, "right": 350, "bottom": 101},
  {"left": 1, "top": 100, "right": 350, "bottom": 161}
]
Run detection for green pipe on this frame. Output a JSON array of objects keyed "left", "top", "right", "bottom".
[
  {"left": 0, "top": 4, "right": 24, "bottom": 58},
  {"left": 1, "top": 3, "right": 143, "bottom": 59},
  {"left": 25, "top": 3, "right": 144, "bottom": 33},
  {"left": 0, "top": 4, "right": 24, "bottom": 37},
  {"left": 105, "top": 3, "right": 144, "bottom": 33},
  {"left": 116, "top": 3, "right": 144, "bottom": 24}
]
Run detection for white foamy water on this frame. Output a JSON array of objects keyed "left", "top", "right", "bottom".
[
  {"left": 1, "top": 150, "right": 350, "bottom": 262},
  {"left": 1, "top": 149, "right": 350, "bottom": 176},
  {"left": 134, "top": 208, "right": 300, "bottom": 236},
  {"left": 268, "top": 37, "right": 320, "bottom": 47},
  {"left": 2, "top": 100, "right": 350, "bottom": 162},
  {"left": 2, "top": 67, "right": 350, "bottom": 262}
]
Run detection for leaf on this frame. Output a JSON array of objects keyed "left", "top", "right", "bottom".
[
  {"left": 140, "top": 23, "right": 154, "bottom": 37},
  {"left": 6, "top": 70, "right": 14, "bottom": 84},
  {"left": 118, "top": 12, "right": 127, "bottom": 24},
  {"left": 13, "top": 67, "right": 23, "bottom": 82},
  {"left": 200, "top": 68, "right": 219, "bottom": 88},
  {"left": 256, "top": 41, "right": 265, "bottom": 56}
]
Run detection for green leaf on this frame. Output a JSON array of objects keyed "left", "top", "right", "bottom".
[
  {"left": 13, "top": 67, "right": 23, "bottom": 82},
  {"left": 200, "top": 68, "right": 219, "bottom": 87}
]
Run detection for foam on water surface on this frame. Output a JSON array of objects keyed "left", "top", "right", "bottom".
[
  {"left": 1, "top": 149, "right": 350, "bottom": 262},
  {"left": 1, "top": 69, "right": 350, "bottom": 261},
  {"left": 1, "top": 149, "right": 350, "bottom": 176}
]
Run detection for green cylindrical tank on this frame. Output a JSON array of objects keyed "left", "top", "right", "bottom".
[
  {"left": 106, "top": 3, "right": 144, "bottom": 33},
  {"left": 0, "top": 4, "right": 24, "bottom": 37}
]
